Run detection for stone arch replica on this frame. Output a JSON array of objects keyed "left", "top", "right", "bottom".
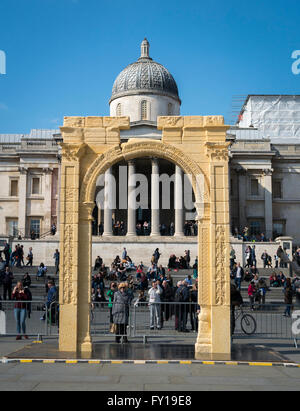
[{"left": 58, "top": 115, "right": 231, "bottom": 358}]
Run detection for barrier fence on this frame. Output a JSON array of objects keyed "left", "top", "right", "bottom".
[
  {"left": 0, "top": 300, "right": 299, "bottom": 346},
  {"left": 0, "top": 300, "right": 58, "bottom": 337}
]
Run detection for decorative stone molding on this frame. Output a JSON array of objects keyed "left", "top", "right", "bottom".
[
  {"left": 215, "top": 225, "right": 227, "bottom": 306},
  {"left": 262, "top": 168, "right": 274, "bottom": 176},
  {"left": 203, "top": 115, "right": 224, "bottom": 127},
  {"left": 157, "top": 116, "right": 184, "bottom": 129},
  {"left": 42, "top": 167, "right": 54, "bottom": 174},
  {"left": 205, "top": 142, "right": 231, "bottom": 162},
  {"left": 61, "top": 224, "right": 76, "bottom": 305},
  {"left": 18, "top": 166, "right": 28, "bottom": 174}
]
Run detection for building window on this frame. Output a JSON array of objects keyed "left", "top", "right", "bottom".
[
  {"left": 168, "top": 103, "right": 173, "bottom": 115},
  {"left": 116, "top": 103, "right": 122, "bottom": 116},
  {"left": 30, "top": 219, "right": 40, "bottom": 237},
  {"left": 273, "top": 220, "right": 285, "bottom": 238},
  {"left": 32, "top": 177, "right": 40, "bottom": 195},
  {"left": 273, "top": 180, "right": 282, "bottom": 199},
  {"left": 10, "top": 179, "right": 18, "bottom": 196},
  {"left": 250, "top": 179, "right": 259, "bottom": 196},
  {"left": 141, "top": 100, "right": 147, "bottom": 120},
  {"left": 7, "top": 219, "right": 18, "bottom": 237}
]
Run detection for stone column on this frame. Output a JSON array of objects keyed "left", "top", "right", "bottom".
[
  {"left": 59, "top": 142, "right": 92, "bottom": 354},
  {"left": 102, "top": 167, "right": 113, "bottom": 237},
  {"left": 174, "top": 165, "right": 184, "bottom": 236},
  {"left": 127, "top": 160, "right": 136, "bottom": 236},
  {"left": 151, "top": 158, "right": 160, "bottom": 236},
  {"left": 263, "top": 169, "right": 273, "bottom": 240},
  {"left": 18, "top": 167, "right": 28, "bottom": 237},
  {"left": 43, "top": 167, "right": 53, "bottom": 232}
]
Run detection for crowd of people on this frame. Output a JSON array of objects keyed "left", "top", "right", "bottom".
[
  {"left": 230, "top": 243, "right": 300, "bottom": 316},
  {"left": 232, "top": 226, "right": 273, "bottom": 242},
  {"left": 0, "top": 242, "right": 59, "bottom": 340},
  {"left": 91, "top": 248, "right": 199, "bottom": 342},
  {"left": 92, "top": 220, "right": 198, "bottom": 237}
]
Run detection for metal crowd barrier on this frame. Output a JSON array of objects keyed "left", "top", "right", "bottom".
[
  {"left": 0, "top": 300, "right": 59, "bottom": 338},
  {"left": 1, "top": 299, "right": 299, "bottom": 346},
  {"left": 90, "top": 301, "right": 199, "bottom": 341},
  {"left": 232, "top": 303, "right": 298, "bottom": 341}
]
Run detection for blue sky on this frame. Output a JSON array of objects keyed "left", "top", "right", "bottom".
[{"left": 0, "top": 0, "right": 299, "bottom": 133}]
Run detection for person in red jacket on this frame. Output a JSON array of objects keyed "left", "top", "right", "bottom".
[
  {"left": 12, "top": 281, "right": 29, "bottom": 340},
  {"left": 248, "top": 280, "right": 257, "bottom": 311}
]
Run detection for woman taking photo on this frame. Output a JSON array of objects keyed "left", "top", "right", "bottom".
[{"left": 12, "top": 281, "right": 29, "bottom": 340}]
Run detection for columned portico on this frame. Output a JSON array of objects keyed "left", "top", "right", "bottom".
[
  {"left": 151, "top": 158, "right": 160, "bottom": 236},
  {"left": 127, "top": 160, "right": 136, "bottom": 236}
]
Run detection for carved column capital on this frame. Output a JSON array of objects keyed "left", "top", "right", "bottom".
[
  {"left": 205, "top": 142, "right": 230, "bottom": 161},
  {"left": 60, "top": 143, "right": 86, "bottom": 162}
]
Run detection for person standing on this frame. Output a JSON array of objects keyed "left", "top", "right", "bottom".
[
  {"left": 248, "top": 280, "right": 257, "bottom": 311},
  {"left": 234, "top": 263, "right": 244, "bottom": 291},
  {"left": 3, "top": 242, "right": 10, "bottom": 266},
  {"left": 284, "top": 278, "right": 293, "bottom": 317},
  {"left": 3, "top": 267, "right": 13, "bottom": 300},
  {"left": 46, "top": 280, "right": 58, "bottom": 324},
  {"left": 122, "top": 248, "right": 127, "bottom": 261},
  {"left": 153, "top": 248, "right": 161, "bottom": 265},
  {"left": 53, "top": 250, "right": 60, "bottom": 275},
  {"left": 12, "top": 281, "right": 29, "bottom": 340},
  {"left": 112, "top": 283, "right": 131, "bottom": 343},
  {"left": 107, "top": 282, "right": 117, "bottom": 327},
  {"left": 26, "top": 247, "right": 33, "bottom": 266},
  {"left": 148, "top": 280, "right": 163, "bottom": 330},
  {"left": 175, "top": 281, "right": 190, "bottom": 332}
]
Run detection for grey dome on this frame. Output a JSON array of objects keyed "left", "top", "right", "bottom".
[{"left": 110, "top": 39, "right": 180, "bottom": 104}]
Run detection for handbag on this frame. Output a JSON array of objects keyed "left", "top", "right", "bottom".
[{"left": 110, "top": 323, "right": 117, "bottom": 334}]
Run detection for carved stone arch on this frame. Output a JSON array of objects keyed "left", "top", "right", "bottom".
[
  {"left": 80, "top": 139, "right": 210, "bottom": 216},
  {"left": 59, "top": 115, "right": 231, "bottom": 359}
]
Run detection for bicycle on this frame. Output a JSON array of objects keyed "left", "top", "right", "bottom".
[{"left": 234, "top": 305, "right": 257, "bottom": 335}]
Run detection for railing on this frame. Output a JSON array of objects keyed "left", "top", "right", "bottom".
[
  {"left": 0, "top": 300, "right": 59, "bottom": 337},
  {"left": 1, "top": 300, "right": 299, "bottom": 347},
  {"left": 90, "top": 301, "right": 199, "bottom": 342},
  {"left": 232, "top": 303, "right": 299, "bottom": 344}
]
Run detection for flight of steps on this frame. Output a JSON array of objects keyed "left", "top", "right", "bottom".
[{"left": 1, "top": 266, "right": 59, "bottom": 301}]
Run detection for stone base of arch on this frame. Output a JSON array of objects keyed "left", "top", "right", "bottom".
[{"left": 58, "top": 115, "right": 231, "bottom": 357}]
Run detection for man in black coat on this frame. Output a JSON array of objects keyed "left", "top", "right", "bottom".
[
  {"left": 3, "top": 267, "right": 13, "bottom": 300},
  {"left": 175, "top": 281, "right": 190, "bottom": 332}
]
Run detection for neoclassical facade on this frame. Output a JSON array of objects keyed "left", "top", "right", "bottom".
[{"left": 0, "top": 44, "right": 299, "bottom": 246}]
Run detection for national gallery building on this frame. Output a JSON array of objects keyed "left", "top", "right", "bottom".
[{"left": 0, "top": 39, "right": 299, "bottom": 253}]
